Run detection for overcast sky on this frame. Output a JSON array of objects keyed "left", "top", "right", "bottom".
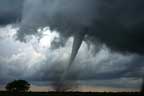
[{"left": 0, "top": 0, "right": 144, "bottom": 92}]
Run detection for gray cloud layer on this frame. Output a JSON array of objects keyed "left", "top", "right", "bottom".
[
  {"left": 0, "top": 0, "right": 144, "bottom": 90},
  {"left": 15, "top": 0, "right": 144, "bottom": 54},
  {"left": 0, "top": 25, "right": 144, "bottom": 90},
  {"left": 0, "top": 0, "right": 23, "bottom": 25},
  {"left": 0, "top": 0, "right": 144, "bottom": 53}
]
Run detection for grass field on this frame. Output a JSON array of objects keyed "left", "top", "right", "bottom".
[{"left": 0, "top": 91, "right": 143, "bottom": 96}]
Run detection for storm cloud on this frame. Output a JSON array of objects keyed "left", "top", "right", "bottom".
[
  {"left": 0, "top": 0, "right": 23, "bottom": 25},
  {"left": 16, "top": 0, "right": 144, "bottom": 54},
  {"left": 0, "top": 0, "right": 144, "bottom": 91}
]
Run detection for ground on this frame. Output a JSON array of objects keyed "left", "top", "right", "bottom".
[{"left": 0, "top": 91, "right": 143, "bottom": 96}]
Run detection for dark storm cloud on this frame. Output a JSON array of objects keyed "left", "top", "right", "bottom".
[
  {"left": 0, "top": 0, "right": 24, "bottom": 25},
  {"left": 16, "top": 0, "right": 144, "bottom": 80},
  {"left": 0, "top": 26, "right": 143, "bottom": 89},
  {"left": 17, "top": 0, "right": 144, "bottom": 54},
  {"left": 0, "top": 0, "right": 144, "bottom": 90},
  {"left": 0, "top": 63, "right": 22, "bottom": 85},
  {"left": 80, "top": 55, "right": 144, "bottom": 80},
  {"left": 91, "top": 0, "right": 144, "bottom": 54},
  {"left": 25, "top": 54, "right": 144, "bottom": 82}
]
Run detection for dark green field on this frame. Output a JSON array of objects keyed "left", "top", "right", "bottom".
[{"left": 0, "top": 91, "right": 143, "bottom": 96}]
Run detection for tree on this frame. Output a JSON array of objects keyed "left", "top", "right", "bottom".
[{"left": 5, "top": 80, "right": 30, "bottom": 93}]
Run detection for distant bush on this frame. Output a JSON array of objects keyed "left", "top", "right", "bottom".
[{"left": 5, "top": 80, "right": 30, "bottom": 93}]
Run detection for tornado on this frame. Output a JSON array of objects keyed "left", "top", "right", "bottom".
[
  {"left": 69, "top": 33, "right": 85, "bottom": 69},
  {"left": 61, "top": 31, "right": 86, "bottom": 81},
  {"left": 58, "top": 31, "right": 86, "bottom": 91}
]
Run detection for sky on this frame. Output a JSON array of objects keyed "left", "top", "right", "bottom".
[{"left": 0, "top": 0, "right": 144, "bottom": 92}]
